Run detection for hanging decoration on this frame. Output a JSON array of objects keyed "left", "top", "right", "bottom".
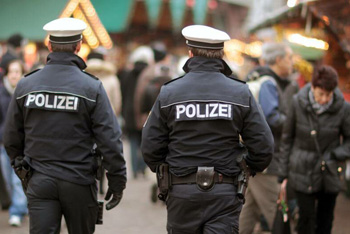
[
  {"left": 193, "top": 0, "right": 209, "bottom": 25},
  {"left": 145, "top": 0, "right": 163, "bottom": 29},
  {"left": 170, "top": 0, "right": 186, "bottom": 32}
]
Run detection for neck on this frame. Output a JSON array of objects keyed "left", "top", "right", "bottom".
[{"left": 269, "top": 65, "right": 283, "bottom": 78}]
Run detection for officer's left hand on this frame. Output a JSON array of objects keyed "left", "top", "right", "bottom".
[{"left": 104, "top": 189, "right": 123, "bottom": 210}]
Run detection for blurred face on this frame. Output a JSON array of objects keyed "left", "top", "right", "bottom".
[
  {"left": 277, "top": 47, "right": 293, "bottom": 78},
  {"left": 7, "top": 61, "right": 23, "bottom": 88},
  {"left": 312, "top": 86, "right": 334, "bottom": 105}
]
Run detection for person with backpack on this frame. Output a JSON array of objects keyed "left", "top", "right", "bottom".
[{"left": 239, "top": 42, "right": 296, "bottom": 234}]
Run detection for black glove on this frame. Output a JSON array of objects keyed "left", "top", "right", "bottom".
[{"left": 104, "top": 189, "right": 123, "bottom": 210}]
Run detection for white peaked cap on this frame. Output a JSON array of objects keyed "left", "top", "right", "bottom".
[
  {"left": 43, "top": 18, "right": 87, "bottom": 44},
  {"left": 182, "top": 25, "right": 230, "bottom": 49}
]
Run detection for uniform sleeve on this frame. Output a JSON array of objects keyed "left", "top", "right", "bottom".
[
  {"left": 331, "top": 102, "right": 350, "bottom": 161},
  {"left": 141, "top": 94, "right": 169, "bottom": 172},
  {"left": 259, "top": 80, "right": 286, "bottom": 130},
  {"left": 3, "top": 91, "right": 25, "bottom": 161},
  {"left": 240, "top": 91, "right": 274, "bottom": 172},
  {"left": 91, "top": 83, "right": 126, "bottom": 193},
  {"left": 279, "top": 96, "right": 297, "bottom": 179}
]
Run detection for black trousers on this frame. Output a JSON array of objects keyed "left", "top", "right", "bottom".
[
  {"left": 295, "top": 191, "right": 338, "bottom": 234},
  {"left": 27, "top": 171, "right": 98, "bottom": 234},
  {"left": 167, "top": 184, "right": 242, "bottom": 234}
]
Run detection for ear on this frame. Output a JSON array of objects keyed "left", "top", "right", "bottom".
[
  {"left": 75, "top": 41, "right": 82, "bottom": 54},
  {"left": 188, "top": 50, "right": 194, "bottom": 58},
  {"left": 48, "top": 41, "right": 53, "bottom": 52}
]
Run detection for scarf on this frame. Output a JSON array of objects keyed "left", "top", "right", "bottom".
[
  {"left": 3, "top": 76, "right": 15, "bottom": 95},
  {"left": 308, "top": 89, "right": 333, "bottom": 115}
]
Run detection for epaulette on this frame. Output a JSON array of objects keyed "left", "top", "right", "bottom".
[
  {"left": 226, "top": 75, "right": 246, "bottom": 84},
  {"left": 82, "top": 71, "right": 99, "bottom": 80},
  {"left": 163, "top": 75, "right": 185, "bottom": 85},
  {"left": 24, "top": 69, "right": 41, "bottom": 77}
]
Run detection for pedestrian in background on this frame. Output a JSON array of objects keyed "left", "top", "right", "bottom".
[
  {"left": 0, "top": 34, "right": 27, "bottom": 80},
  {"left": 86, "top": 51, "right": 122, "bottom": 117},
  {"left": 141, "top": 25, "right": 274, "bottom": 233},
  {"left": 0, "top": 59, "right": 27, "bottom": 227},
  {"left": 280, "top": 65, "right": 350, "bottom": 234},
  {"left": 239, "top": 42, "right": 295, "bottom": 234},
  {"left": 122, "top": 46, "right": 154, "bottom": 179},
  {"left": 3, "top": 18, "right": 126, "bottom": 234}
]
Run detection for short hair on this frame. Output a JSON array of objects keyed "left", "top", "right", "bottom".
[
  {"left": 312, "top": 65, "right": 338, "bottom": 91},
  {"left": 261, "top": 42, "right": 288, "bottom": 65},
  {"left": 5, "top": 59, "right": 25, "bottom": 75},
  {"left": 50, "top": 42, "right": 78, "bottom": 53},
  {"left": 189, "top": 46, "right": 224, "bottom": 59},
  {"left": 8, "top": 34, "right": 24, "bottom": 48}
]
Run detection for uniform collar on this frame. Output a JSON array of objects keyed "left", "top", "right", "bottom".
[
  {"left": 46, "top": 52, "right": 87, "bottom": 70},
  {"left": 183, "top": 56, "right": 232, "bottom": 76}
]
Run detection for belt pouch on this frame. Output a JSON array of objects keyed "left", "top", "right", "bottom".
[{"left": 196, "top": 167, "right": 215, "bottom": 191}]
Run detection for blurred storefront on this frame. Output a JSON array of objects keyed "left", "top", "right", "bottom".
[
  {"left": 246, "top": 0, "right": 350, "bottom": 100},
  {"left": 0, "top": 0, "right": 253, "bottom": 69}
]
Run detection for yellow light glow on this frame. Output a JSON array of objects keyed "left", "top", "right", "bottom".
[
  {"left": 24, "top": 42, "right": 37, "bottom": 55},
  {"left": 287, "top": 0, "right": 298, "bottom": 8},
  {"left": 224, "top": 40, "right": 262, "bottom": 58},
  {"left": 287, "top": 33, "right": 329, "bottom": 50},
  {"left": 44, "top": 0, "right": 113, "bottom": 50},
  {"left": 78, "top": 43, "right": 91, "bottom": 60}
]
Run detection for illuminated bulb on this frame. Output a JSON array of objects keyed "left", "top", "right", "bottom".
[
  {"left": 287, "top": 33, "right": 329, "bottom": 50},
  {"left": 287, "top": 0, "right": 298, "bottom": 8}
]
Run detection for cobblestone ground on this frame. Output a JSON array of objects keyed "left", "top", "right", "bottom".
[{"left": 0, "top": 139, "right": 349, "bottom": 234}]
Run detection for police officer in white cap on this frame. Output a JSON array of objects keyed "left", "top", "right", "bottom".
[
  {"left": 4, "top": 18, "right": 126, "bottom": 234},
  {"left": 141, "top": 25, "right": 274, "bottom": 233}
]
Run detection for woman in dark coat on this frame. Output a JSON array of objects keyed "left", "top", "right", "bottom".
[{"left": 279, "top": 65, "right": 350, "bottom": 234}]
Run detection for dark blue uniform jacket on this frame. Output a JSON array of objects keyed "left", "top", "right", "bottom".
[
  {"left": 3, "top": 52, "right": 126, "bottom": 193},
  {"left": 141, "top": 56, "right": 274, "bottom": 177}
]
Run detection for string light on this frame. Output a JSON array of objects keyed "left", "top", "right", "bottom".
[
  {"left": 287, "top": 0, "right": 298, "bottom": 8},
  {"left": 44, "top": 0, "right": 113, "bottom": 50},
  {"left": 287, "top": 33, "right": 329, "bottom": 50}
]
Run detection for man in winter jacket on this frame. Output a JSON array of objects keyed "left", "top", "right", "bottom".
[{"left": 239, "top": 42, "right": 296, "bottom": 233}]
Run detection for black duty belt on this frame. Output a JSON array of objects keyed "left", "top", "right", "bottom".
[{"left": 171, "top": 172, "right": 236, "bottom": 185}]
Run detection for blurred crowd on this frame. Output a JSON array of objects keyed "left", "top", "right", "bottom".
[{"left": 0, "top": 32, "right": 350, "bottom": 234}]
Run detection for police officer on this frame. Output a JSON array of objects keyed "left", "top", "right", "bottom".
[
  {"left": 141, "top": 25, "right": 274, "bottom": 233},
  {"left": 3, "top": 18, "right": 126, "bottom": 234}
]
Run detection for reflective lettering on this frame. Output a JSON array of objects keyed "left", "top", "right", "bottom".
[
  {"left": 196, "top": 104, "right": 205, "bottom": 118},
  {"left": 175, "top": 103, "right": 233, "bottom": 120},
  {"left": 219, "top": 104, "right": 228, "bottom": 117},
  {"left": 57, "top": 96, "right": 66, "bottom": 109},
  {"left": 176, "top": 105, "right": 186, "bottom": 119},
  {"left": 209, "top": 103, "right": 218, "bottom": 117},
  {"left": 24, "top": 93, "right": 79, "bottom": 111},
  {"left": 35, "top": 94, "right": 45, "bottom": 107},
  {"left": 26, "top": 94, "right": 36, "bottom": 106},
  {"left": 186, "top": 104, "right": 196, "bottom": 118},
  {"left": 66, "top": 96, "right": 75, "bottom": 110},
  {"left": 45, "top": 94, "right": 53, "bottom": 108}
]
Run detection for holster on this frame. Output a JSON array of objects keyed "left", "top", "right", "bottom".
[
  {"left": 156, "top": 163, "right": 171, "bottom": 201},
  {"left": 196, "top": 167, "right": 215, "bottom": 191}
]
